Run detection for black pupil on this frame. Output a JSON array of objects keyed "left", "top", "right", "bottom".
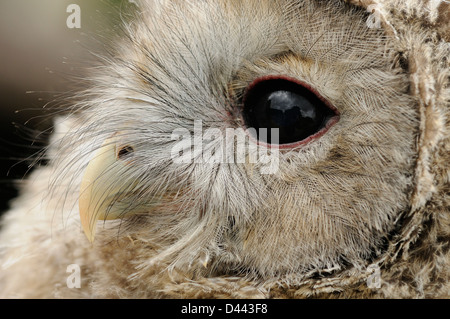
[{"left": 243, "top": 79, "right": 335, "bottom": 145}]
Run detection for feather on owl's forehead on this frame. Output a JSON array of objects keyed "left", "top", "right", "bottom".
[{"left": 119, "top": 0, "right": 389, "bottom": 93}]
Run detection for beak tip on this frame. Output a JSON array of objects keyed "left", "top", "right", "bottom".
[
  {"left": 81, "top": 222, "right": 96, "bottom": 244},
  {"left": 80, "top": 207, "right": 96, "bottom": 243}
]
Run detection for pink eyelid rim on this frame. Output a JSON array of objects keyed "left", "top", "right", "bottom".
[{"left": 242, "top": 75, "right": 340, "bottom": 150}]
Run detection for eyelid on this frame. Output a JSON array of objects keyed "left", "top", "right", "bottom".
[{"left": 243, "top": 75, "right": 340, "bottom": 116}]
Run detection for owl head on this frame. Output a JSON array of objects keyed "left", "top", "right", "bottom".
[{"left": 8, "top": 0, "right": 448, "bottom": 298}]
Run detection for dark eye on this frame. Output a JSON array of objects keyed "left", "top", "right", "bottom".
[{"left": 242, "top": 76, "right": 339, "bottom": 146}]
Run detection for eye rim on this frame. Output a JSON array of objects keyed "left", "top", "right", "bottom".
[{"left": 241, "top": 75, "right": 340, "bottom": 150}]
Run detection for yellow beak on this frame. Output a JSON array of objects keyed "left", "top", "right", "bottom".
[{"left": 79, "top": 136, "right": 137, "bottom": 243}]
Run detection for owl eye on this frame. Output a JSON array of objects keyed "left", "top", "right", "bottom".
[{"left": 242, "top": 77, "right": 339, "bottom": 146}]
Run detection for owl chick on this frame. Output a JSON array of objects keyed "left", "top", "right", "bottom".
[{"left": 0, "top": 0, "right": 448, "bottom": 298}]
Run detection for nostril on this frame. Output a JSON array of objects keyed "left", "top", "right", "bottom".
[{"left": 117, "top": 145, "right": 135, "bottom": 160}]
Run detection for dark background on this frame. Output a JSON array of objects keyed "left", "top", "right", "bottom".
[{"left": 0, "top": 1, "right": 126, "bottom": 215}]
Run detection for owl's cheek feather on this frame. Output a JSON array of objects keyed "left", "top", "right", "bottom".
[{"left": 79, "top": 135, "right": 140, "bottom": 243}]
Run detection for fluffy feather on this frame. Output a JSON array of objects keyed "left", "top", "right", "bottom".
[{"left": 0, "top": 0, "right": 448, "bottom": 298}]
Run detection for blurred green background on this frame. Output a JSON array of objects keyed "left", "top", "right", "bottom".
[{"left": 0, "top": 0, "right": 132, "bottom": 214}]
